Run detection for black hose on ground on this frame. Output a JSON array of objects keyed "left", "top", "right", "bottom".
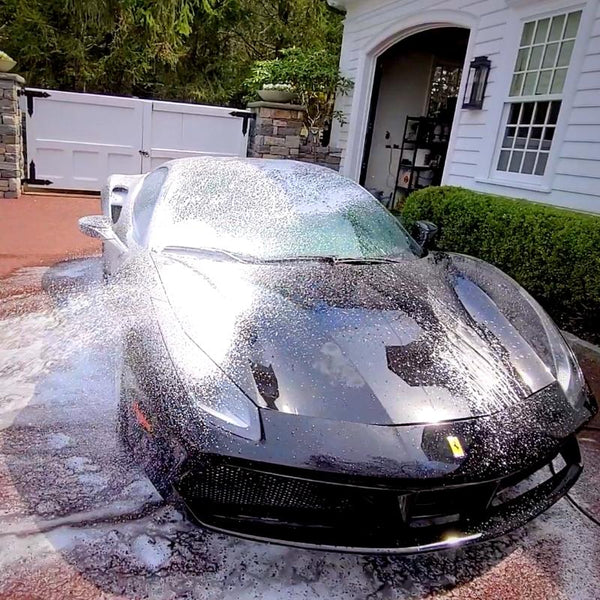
[{"left": 550, "top": 425, "right": 600, "bottom": 528}]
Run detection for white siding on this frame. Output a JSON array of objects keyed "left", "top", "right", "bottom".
[
  {"left": 331, "top": 0, "right": 600, "bottom": 213},
  {"left": 552, "top": 2, "right": 600, "bottom": 211},
  {"left": 331, "top": 0, "right": 507, "bottom": 181}
]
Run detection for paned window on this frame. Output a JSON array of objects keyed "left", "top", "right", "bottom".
[{"left": 496, "top": 11, "right": 581, "bottom": 177}]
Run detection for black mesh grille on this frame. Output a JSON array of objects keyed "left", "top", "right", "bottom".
[
  {"left": 187, "top": 462, "right": 354, "bottom": 511},
  {"left": 173, "top": 439, "right": 579, "bottom": 551},
  {"left": 177, "top": 459, "right": 399, "bottom": 528},
  {"left": 178, "top": 457, "right": 534, "bottom": 532}
]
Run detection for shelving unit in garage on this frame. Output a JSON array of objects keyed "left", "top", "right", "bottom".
[{"left": 394, "top": 116, "right": 452, "bottom": 202}]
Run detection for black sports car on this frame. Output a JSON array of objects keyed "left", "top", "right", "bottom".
[{"left": 79, "top": 157, "right": 596, "bottom": 553}]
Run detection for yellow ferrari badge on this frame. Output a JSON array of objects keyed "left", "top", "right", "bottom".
[{"left": 446, "top": 435, "right": 465, "bottom": 458}]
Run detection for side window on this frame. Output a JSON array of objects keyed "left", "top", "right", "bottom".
[{"left": 132, "top": 168, "right": 168, "bottom": 245}]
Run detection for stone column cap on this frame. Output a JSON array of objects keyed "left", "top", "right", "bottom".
[
  {"left": 247, "top": 101, "right": 306, "bottom": 111},
  {"left": 0, "top": 72, "right": 25, "bottom": 84}
]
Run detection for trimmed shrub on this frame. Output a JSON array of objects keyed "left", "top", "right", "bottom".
[{"left": 401, "top": 186, "right": 600, "bottom": 342}]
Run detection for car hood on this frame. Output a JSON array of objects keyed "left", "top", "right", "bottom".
[{"left": 155, "top": 251, "right": 556, "bottom": 426}]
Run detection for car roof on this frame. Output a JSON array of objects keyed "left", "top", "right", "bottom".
[
  {"left": 154, "top": 156, "right": 372, "bottom": 215},
  {"left": 144, "top": 156, "right": 384, "bottom": 248},
  {"left": 161, "top": 156, "right": 341, "bottom": 178}
]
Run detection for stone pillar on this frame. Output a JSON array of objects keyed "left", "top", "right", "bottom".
[
  {"left": 0, "top": 72, "right": 25, "bottom": 199},
  {"left": 247, "top": 101, "right": 305, "bottom": 159},
  {"left": 247, "top": 101, "right": 341, "bottom": 171},
  {"left": 298, "top": 142, "right": 342, "bottom": 170}
]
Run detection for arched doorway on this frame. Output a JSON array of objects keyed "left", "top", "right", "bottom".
[{"left": 360, "top": 27, "right": 470, "bottom": 207}]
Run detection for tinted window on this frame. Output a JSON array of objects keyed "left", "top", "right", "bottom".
[{"left": 133, "top": 168, "right": 168, "bottom": 245}]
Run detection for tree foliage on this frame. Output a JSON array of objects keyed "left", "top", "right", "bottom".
[
  {"left": 0, "top": 0, "right": 343, "bottom": 106},
  {"left": 245, "top": 47, "right": 353, "bottom": 131}
]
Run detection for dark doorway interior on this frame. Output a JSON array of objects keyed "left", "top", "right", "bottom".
[{"left": 361, "top": 27, "right": 470, "bottom": 207}]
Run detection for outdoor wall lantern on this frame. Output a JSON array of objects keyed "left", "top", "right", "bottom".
[{"left": 462, "top": 56, "right": 491, "bottom": 110}]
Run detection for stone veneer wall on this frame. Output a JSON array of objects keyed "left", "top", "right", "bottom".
[
  {"left": 247, "top": 101, "right": 342, "bottom": 171},
  {"left": 0, "top": 73, "right": 24, "bottom": 199}
]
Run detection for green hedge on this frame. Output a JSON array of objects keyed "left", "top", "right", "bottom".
[{"left": 401, "top": 186, "right": 600, "bottom": 342}]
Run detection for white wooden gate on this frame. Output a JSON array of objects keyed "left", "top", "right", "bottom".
[{"left": 22, "top": 89, "right": 253, "bottom": 191}]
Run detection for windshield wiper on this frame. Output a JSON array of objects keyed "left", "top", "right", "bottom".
[
  {"left": 257, "top": 255, "right": 405, "bottom": 265},
  {"left": 256, "top": 255, "right": 402, "bottom": 265},
  {"left": 162, "top": 246, "right": 254, "bottom": 263},
  {"left": 162, "top": 248, "right": 405, "bottom": 266},
  {"left": 259, "top": 255, "right": 338, "bottom": 264},
  {"left": 330, "top": 256, "right": 405, "bottom": 265}
]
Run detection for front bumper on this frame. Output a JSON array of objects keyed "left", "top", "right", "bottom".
[{"left": 176, "top": 435, "right": 582, "bottom": 554}]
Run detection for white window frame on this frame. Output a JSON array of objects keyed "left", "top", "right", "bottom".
[
  {"left": 479, "top": 0, "right": 592, "bottom": 192},
  {"left": 493, "top": 99, "right": 563, "bottom": 183}
]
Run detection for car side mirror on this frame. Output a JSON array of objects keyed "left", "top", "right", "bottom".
[
  {"left": 78, "top": 215, "right": 115, "bottom": 240},
  {"left": 414, "top": 220, "right": 438, "bottom": 250}
]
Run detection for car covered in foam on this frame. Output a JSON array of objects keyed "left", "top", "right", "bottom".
[{"left": 78, "top": 157, "right": 597, "bottom": 553}]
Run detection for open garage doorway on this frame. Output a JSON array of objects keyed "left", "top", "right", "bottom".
[{"left": 360, "top": 27, "right": 470, "bottom": 208}]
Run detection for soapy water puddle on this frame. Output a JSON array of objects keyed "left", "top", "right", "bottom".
[{"left": 0, "top": 257, "right": 598, "bottom": 599}]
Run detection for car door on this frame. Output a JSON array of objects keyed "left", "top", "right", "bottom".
[{"left": 105, "top": 167, "right": 168, "bottom": 276}]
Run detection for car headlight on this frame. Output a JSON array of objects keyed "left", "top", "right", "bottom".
[
  {"left": 153, "top": 298, "right": 262, "bottom": 441},
  {"left": 519, "top": 290, "right": 586, "bottom": 408},
  {"left": 539, "top": 310, "right": 586, "bottom": 407}
]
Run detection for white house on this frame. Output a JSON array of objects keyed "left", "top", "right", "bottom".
[{"left": 327, "top": 0, "right": 600, "bottom": 213}]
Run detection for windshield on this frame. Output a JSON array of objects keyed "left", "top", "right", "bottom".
[{"left": 150, "top": 159, "right": 420, "bottom": 261}]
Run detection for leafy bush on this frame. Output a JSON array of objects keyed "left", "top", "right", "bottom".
[
  {"left": 245, "top": 47, "right": 353, "bottom": 134},
  {"left": 401, "top": 186, "right": 600, "bottom": 342}
]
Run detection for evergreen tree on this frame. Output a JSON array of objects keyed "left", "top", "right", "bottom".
[{"left": 0, "top": 0, "right": 343, "bottom": 106}]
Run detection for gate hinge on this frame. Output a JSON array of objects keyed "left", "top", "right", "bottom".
[
  {"left": 23, "top": 160, "right": 53, "bottom": 186},
  {"left": 22, "top": 89, "right": 51, "bottom": 117},
  {"left": 229, "top": 110, "right": 256, "bottom": 136}
]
